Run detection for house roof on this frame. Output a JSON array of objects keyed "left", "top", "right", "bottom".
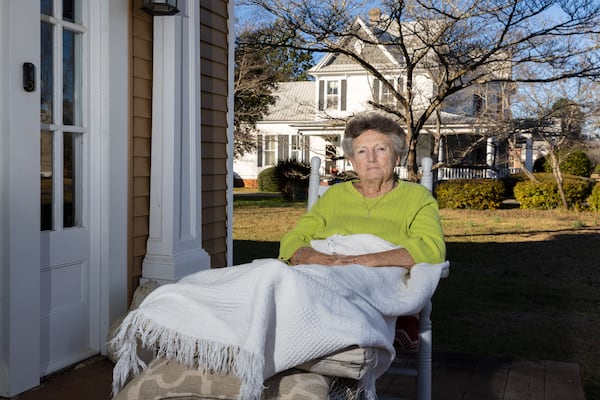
[{"left": 263, "top": 81, "right": 318, "bottom": 122}]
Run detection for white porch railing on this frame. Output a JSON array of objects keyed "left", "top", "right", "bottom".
[
  {"left": 395, "top": 166, "right": 522, "bottom": 181},
  {"left": 437, "top": 166, "right": 521, "bottom": 180},
  {"left": 328, "top": 165, "right": 523, "bottom": 184}
]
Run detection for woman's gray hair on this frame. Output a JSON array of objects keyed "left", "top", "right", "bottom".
[{"left": 341, "top": 112, "right": 406, "bottom": 158}]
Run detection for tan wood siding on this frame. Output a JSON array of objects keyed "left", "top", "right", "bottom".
[
  {"left": 128, "top": 0, "right": 153, "bottom": 299},
  {"left": 200, "top": 0, "right": 230, "bottom": 268}
]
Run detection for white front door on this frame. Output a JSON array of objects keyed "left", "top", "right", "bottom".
[{"left": 39, "top": 0, "right": 96, "bottom": 375}]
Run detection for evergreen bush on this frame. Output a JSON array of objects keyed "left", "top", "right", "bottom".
[
  {"left": 586, "top": 183, "right": 600, "bottom": 212},
  {"left": 561, "top": 150, "right": 592, "bottom": 177},
  {"left": 257, "top": 167, "right": 279, "bottom": 192},
  {"left": 274, "top": 159, "right": 311, "bottom": 201},
  {"left": 435, "top": 179, "right": 505, "bottom": 210}
]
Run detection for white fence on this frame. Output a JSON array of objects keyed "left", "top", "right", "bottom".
[
  {"left": 437, "top": 167, "right": 522, "bottom": 180},
  {"left": 395, "top": 166, "right": 522, "bottom": 181}
]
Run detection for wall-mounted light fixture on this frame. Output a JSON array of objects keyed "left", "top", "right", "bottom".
[{"left": 141, "top": 0, "right": 180, "bottom": 16}]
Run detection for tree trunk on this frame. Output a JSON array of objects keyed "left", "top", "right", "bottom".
[
  {"left": 406, "top": 140, "right": 419, "bottom": 181},
  {"left": 548, "top": 152, "right": 569, "bottom": 209}
]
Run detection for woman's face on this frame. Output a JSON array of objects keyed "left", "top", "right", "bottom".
[{"left": 348, "top": 129, "right": 400, "bottom": 182}]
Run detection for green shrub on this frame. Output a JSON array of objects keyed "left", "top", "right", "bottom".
[
  {"left": 587, "top": 183, "right": 600, "bottom": 212},
  {"left": 561, "top": 150, "right": 592, "bottom": 177},
  {"left": 274, "top": 159, "right": 311, "bottom": 201},
  {"left": 257, "top": 167, "right": 278, "bottom": 192},
  {"left": 513, "top": 173, "right": 593, "bottom": 209},
  {"left": 514, "top": 180, "right": 559, "bottom": 209},
  {"left": 435, "top": 179, "right": 505, "bottom": 209}
]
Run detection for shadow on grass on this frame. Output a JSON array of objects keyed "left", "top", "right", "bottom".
[
  {"left": 437, "top": 231, "right": 600, "bottom": 398},
  {"left": 234, "top": 232, "right": 600, "bottom": 398},
  {"left": 233, "top": 240, "right": 279, "bottom": 265}
]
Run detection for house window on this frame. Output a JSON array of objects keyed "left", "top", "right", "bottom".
[
  {"left": 264, "top": 136, "right": 276, "bottom": 166},
  {"left": 291, "top": 135, "right": 301, "bottom": 160},
  {"left": 318, "top": 79, "right": 347, "bottom": 111},
  {"left": 381, "top": 79, "right": 395, "bottom": 105},
  {"left": 473, "top": 94, "right": 485, "bottom": 116},
  {"left": 258, "top": 134, "right": 305, "bottom": 167},
  {"left": 327, "top": 81, "right": 339, "bottom": 109},
  {"left": 374, "top": 77, "right": 403, "bottom": 107}
]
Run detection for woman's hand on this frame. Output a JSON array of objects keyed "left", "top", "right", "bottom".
[{"left": 292, "top": 247, "right": 359, "bottom": 266}]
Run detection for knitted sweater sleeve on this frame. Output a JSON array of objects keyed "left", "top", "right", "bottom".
[{"left": 278, "top": 182, "right": 445, "bottom": 264}]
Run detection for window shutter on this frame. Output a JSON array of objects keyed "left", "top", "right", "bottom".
[
  {"left": 397, "top": 77, "right": 404, "bottom": 97},
  {"left": 257, "top": 135, "right": 263, "bottom": 167},
  {"left": 318, "top": 80, "right": 324, "bottom": 110},
  {"left": 341, "top": 79, "right": 347, "bottom": 111},
  {"left": 373, "top": 79, "right": 380, "bottom": 103},
  {"left": 304, "top": 136, "right": 310, "bottom": 161}
]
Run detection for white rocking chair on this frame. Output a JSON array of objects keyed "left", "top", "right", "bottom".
[{"left": 306, "top": 156, "right": 450, "bottom": 400}]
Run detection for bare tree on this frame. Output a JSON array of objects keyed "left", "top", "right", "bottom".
[
  {"left": 234, "top": 23, "right": 313, "bottom": 158},
  {"left": 234, "top": 27, "right": 278, "bottom": 158},
  {"left": 240, "top": 0, "right": 600, "bottom": 178}
]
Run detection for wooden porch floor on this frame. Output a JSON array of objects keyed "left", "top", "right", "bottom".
[{"left": 3, "top": 352, "right": 586, "bottom": 400}]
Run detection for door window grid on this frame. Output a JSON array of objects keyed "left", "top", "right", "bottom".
[{"left": 40, "top": 0, "right": 85, "bottom": 231}]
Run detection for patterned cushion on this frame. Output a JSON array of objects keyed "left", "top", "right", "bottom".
[{"left": 114, "top": 358, "right": 331, "bottom": 400}]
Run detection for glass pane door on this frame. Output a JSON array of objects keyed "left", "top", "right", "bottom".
[{"left": 40, "top": 0, "right": 84, "bottom": 231}]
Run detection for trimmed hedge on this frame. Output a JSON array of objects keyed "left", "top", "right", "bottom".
[
  {"left": 587, "top": 183, "right": 600, "bottom": 212},
  {"left": 513, "top": 173, "right": 593, "bottom": 209},
  {"left": 435, "top": 179, "right": 505, "bottom": 210},
  {"left": 257, "top": 167, "right": 279, "bottom": 192}
]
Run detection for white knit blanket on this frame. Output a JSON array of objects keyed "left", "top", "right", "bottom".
[{"left": 111, "top": 234, "right": 448, "bottom": 400}]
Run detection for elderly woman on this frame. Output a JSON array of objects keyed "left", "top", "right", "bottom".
[
  {"left": 112, "top": 113, "right": 447, "bottom": 400},
  {"left": 279, "top": 111, "right": 446, "bottom": 268}
]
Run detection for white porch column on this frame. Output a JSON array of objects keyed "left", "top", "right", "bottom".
[
  {"left": 437, "top": 136, "right": 445, "bottom": 182},
  {"left": 486, "top": 136, "right": 496, "bottom": 178},
  {"left": 142, "top": 0, "right": 210, "bottom": 284}
]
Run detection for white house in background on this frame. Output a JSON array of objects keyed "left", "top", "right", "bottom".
[{"left": 234, "top": 10, "right": 533, "bottom": 186}]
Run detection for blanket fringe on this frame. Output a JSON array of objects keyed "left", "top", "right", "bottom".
[{"left": 110, "top": 310, "right": 265, "bottom": 400}]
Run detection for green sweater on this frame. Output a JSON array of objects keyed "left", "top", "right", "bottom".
[{"left": 279, "top": 180, "right": 446, "bottom": 264}]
